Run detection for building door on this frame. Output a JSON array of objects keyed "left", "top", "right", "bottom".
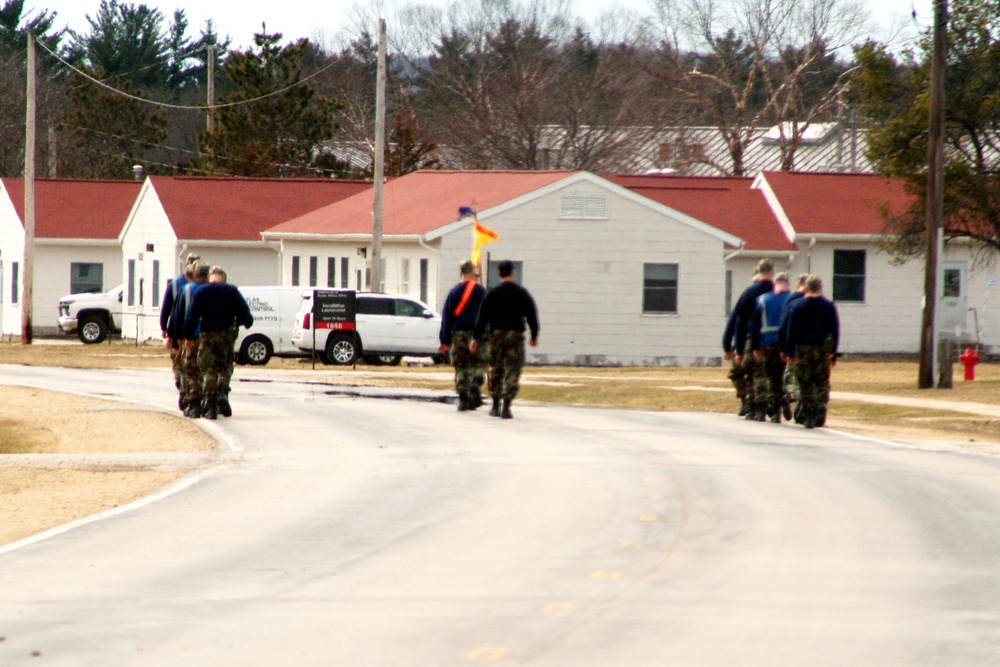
[{"left": 939, "top": 261, "right": 968, "bottom": 335}]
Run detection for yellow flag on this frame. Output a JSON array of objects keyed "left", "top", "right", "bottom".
[{"left": 471, "top": 219, "right": 499, "bottom": 266}]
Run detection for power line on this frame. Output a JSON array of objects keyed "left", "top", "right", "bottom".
[{"left": 34, "top": 36, "right": 348, "bottom": 111}]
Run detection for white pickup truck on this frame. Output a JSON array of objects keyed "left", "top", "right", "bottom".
[{"left": 57, "top": 284, "right": 124, "bottom": 344}]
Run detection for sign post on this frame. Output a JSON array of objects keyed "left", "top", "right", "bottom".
[{"left": 312, "top": 290, "right": 356, "bottom": 368}]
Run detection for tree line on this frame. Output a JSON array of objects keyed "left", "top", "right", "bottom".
[{"left": 1, "top": 0, "right": 999, "bottom": 258}]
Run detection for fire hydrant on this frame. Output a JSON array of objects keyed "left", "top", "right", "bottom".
[{"left": 960, "top": 347, "right": 981, "bottom": 381}]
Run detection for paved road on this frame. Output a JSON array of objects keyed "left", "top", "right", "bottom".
[{"left": 1, "top": 365, "right": 1000, "bottom": 666}]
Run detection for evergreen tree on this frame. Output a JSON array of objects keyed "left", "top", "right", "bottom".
[{"left": 195, "top": 31, "right": 344, "bottom": 177}]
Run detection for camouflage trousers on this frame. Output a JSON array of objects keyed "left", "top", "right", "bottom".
[
  {"left": 784, "top": 362, "right": 800, "bottom": 402},
  {"left": 758, "top": 344, "right": 787, "bottom": 412},
  {"left": 180, "top": 339, "right": 202, "bottom": 405},
  {"left": 451, "top": 331, "right": 486, "bottom": 397},
  {"left": 487, "top": 330, "right": 526, "bottom": 401},
  {"left": 727, "top": 342, "right": 761, "bottom": 403},
  {"left": 794, "top": 344, "right": 833, "bottom": 411},
  {"left": 170, "top": 342, "right": 183, "bottom": 392},
  {"left": 198, "top": 329, "right": 236, "bottom": 403},
  {"left": 220, "top": 324, "right": 239, "bottom": 393}
]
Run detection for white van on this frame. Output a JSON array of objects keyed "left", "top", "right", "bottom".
[{"left": 235, "top": 286, "right": 311, "bottom": 365}]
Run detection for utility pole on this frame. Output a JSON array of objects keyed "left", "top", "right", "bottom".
[
  {"left": 918, "top": 0, "right": 947, "bottom": 389},
  {"left": 370, "top": 18, "right": 386, "bottom": 293},
  {"left": 206, "top": 44, "right": 216, "bottom": 133},
  {"left": 21, "top": 31, "right": 36, "bottom": 345}
]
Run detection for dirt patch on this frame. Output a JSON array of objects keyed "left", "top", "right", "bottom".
[{"left": 0, "top": 386, "right": 215, "bottom": 547}]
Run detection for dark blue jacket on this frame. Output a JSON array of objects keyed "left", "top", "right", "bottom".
[
  {"left": 159, "top": 273, "right": 188, "bottom": 333},
  {"left": 473, "top": 281, "right": 539, "bottom": 341},
  {"left": 439, "top": 280, "right": 486, "bottom": 345},
  {"left": 777, "top": 290, "right": 805, "bottom": 354},
  {"left": 785, "top": 296, "right": 840, "bottom": 357},
  {"left": 751, "top": 290, "right": 791, "bottom": 350},
  {"left": 723, "top": 280, "right": 773, "bottom": 353},
  {"left": 183, "top": 282, "right": 253, "bottom": 339}
]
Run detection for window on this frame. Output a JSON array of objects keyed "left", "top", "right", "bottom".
[
  {"left": 127, "top": 259, "right": 136, "bottom": 306},
  {"left": 643, "top": 263, "right": 679, "bottom": 314},
  {"left": 943, "top": 268, "right": 961, "bottom": 298},
  {"left": 327, "top": 257, "right": 337, "bottom": 288},
  {"left": 486, "top": 260, "right": 523, "bottom": 287},
  {"left": 356, "top": 297, "right": 393, "bottom": 316},
  {"left": 341, "top": 257, "right": 350, "bottom": 289},
  {"left": 658, "top": 143, "right": 672, "bottom": 165},
  {"left": 70, "top": 262, "right": 103, "bottom": 294},
  {"left": 560, "top": 193, "right": 609, "bottom": 219},
  {"left": 291, "top": 256, "right": 300, "bottom": 287},
  {"left": 682, "top": 143, "right": 705, "bottom": 162},
  {"left": 395, "top": 299, "right": 427, "bottom": 317},
  {"left": 419, "top": 259, "right": 428, "bottom": 303},
  {"left": 309, "top": 256, "right": 318, "bottom": 287},
  {"left": 152, "top": 260, "right": 160, "bottom": 306},
  {"left": 833, "top": 249, "right": 865, "bottom": 302},
  {"left": 400, "top": 258, "right": 411, "bottom": 294},
  {"left": 11, "top": 261, "right": 19, "bottom": 304}
]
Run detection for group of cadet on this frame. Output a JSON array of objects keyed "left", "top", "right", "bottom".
[
  {"left": 438, "top": 259, "right": 540, "bottom": 420},
  {"left": 159, "top": 253, "right": 254, "bottom": 420},
  {"left": 723, "top": 259, "right": 840, "bottom": 429}
]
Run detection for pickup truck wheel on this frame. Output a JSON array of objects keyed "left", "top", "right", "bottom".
[
  {"left": 325, "top": 335, "right": 358, "bottom": 365},
  {"left": 239, "top": 335, "right": 273, "bottom": 366},
  {"left": 78, "top": 314, "right": 109, "bottom": 344},
  {"left": 376, "top": 355, "right": 402, "bottom": 366}
]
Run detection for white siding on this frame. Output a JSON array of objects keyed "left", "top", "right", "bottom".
[
  {"left": 439, "top": 181, "right": 728, "bottom": 366},
  {"left": 279, "top": 240, "right": 440, "bottom": 306},
  {"left": 0, "top": 184, "right": 24, "bottom": 336},
  {"left": 34, "top": 243, "right": 122, "bottom": 331},
  {"left": 120, "top": 184, "right": 178, "bottom": 340}
]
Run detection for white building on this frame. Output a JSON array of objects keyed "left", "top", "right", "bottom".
[
  {"left": 117, "top": 176, "right": 370, "bottom": 341},
  {"left": 0, "top": 178, "right": 140, "bottom": 336},
  {"left": 265, "top": 170, "right": 741, "bottom": 366}
]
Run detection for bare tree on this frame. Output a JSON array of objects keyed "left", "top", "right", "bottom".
[{"left": 650, "top": 0, "right": 871, "bottom": 175}]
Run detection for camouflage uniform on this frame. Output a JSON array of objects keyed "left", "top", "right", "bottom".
[
  {"left": 451, "top": 331, "right": 486, "bottom": 402},
  {"left": 180, "top": 340, "right": 202, "bottom": 408},
  {"left": 740, "top": 341, "right": 763, "bottom": 409},
  {"left": 794, "top": 339, "right": 833, "bottom": 427},
  {"left": 759, "top": 343, "right": 787, "bottom": 416},
  {"left": 220, "top": 323, "right": 240, "bottom": 394},
  {"left": 726, "top": 359, "right": 749, "bottom": 403},
  {"left": 487, "top": 330, "right": 526, "bottom": 400},
  {"left": 198, "top": 329, "right": 232, "bottom": 405}
]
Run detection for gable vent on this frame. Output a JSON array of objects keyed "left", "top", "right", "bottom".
[{"left": 560, "top": 193, "right": 609, "bottom": 220}]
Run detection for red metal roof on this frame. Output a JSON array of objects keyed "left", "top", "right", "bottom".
[
  {"left": 149, "top": 176, "right": 372, "bottom": 241},
  {"left": 757, "top": 171, "right": 915, "bottom": 235},
  {"left": 605, "top": 174, "right": 794, "bottom": 251},
  {"left": 2, "top": 178, "right": 141, "bottom": 240},
  {"left": 266, "top": 170, "right": 577, "bottom": 236}
]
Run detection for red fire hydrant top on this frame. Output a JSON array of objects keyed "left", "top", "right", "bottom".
[{"left": 960, "top": 347, "right": 981, "bottom": 381}]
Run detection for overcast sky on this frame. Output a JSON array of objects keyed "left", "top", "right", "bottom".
[{"left": 33, "top": 0, "right": 931, "bottom": 50}]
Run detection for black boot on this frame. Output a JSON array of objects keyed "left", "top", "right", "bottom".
[
  {"left": 184, "top": 400, "right": 202, "bottom": 419},
  {"left": 468, "top": 385, "right": 483, "bottom": 410},
  {"left": 217, "top": 390, "right": 232, "bottom": 418},
  {"left": 781, "top": 396, "right": 793, "bottom": 422},
  {"left": 177, "top": 391, "right": 185, "bottom": 412},
  {"left": 489, "top": 397, "right": 501, "bottom": 417},
  {"left": 501, "top": 399, "right": 513, "bottom": 419},
  {"left": 768, "top": 405, "right": 781, "bottom": 424},
  {"left": 457, "top": 393, "right": 469, "bottom": 411},
  {"left": 202, "top": 398, "right": 218, "bottom": 420},
  {"left": 737, "top": 397, "right": 750, "bottom": 417}
]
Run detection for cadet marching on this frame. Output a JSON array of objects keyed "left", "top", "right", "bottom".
[{"left": 724, "top": 260, "right": 840, "bottom": 429}]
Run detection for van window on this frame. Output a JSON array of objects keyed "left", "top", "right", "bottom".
[{"left": 356, "top": 297, "right": 393, "bottom": 316}]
